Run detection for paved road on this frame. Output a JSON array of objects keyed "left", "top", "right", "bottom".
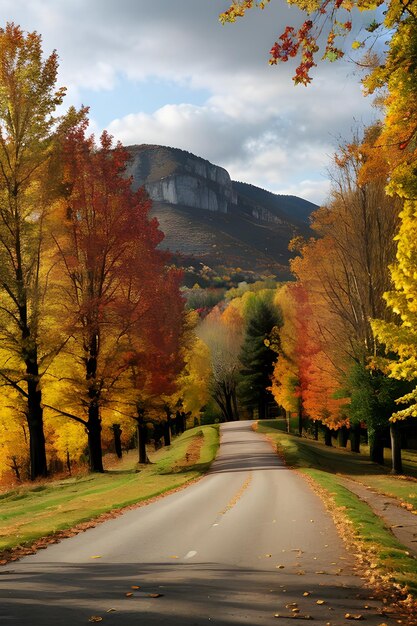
[{"left": 0, "top": 422, "right": 398, "bottom": 625}]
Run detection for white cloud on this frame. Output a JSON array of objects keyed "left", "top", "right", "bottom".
[{"left": 0, "top": 0, "right": 378, "bottom": 204}]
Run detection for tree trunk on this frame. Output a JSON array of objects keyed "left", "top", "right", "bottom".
[
  {"left": 225, "top": 391, "right": 235, "bottom": 422},
  {"left": 314, "top": 420, "right": 319, "bottom": 441},
  {"left": 390, "top": 422, "right": 403, "bottom": 474},
  {"left": 285, "top": 410, "right": 290, "bottom": 433},
  {"left": 86, "top": 335, "right": 103, "bottom": 472},
  {"left": 137, "top": 410, "right": 149, "bottom": 464},
  {"left": 258, "top": 397, "right": 264, "bottom": 420},
  {"left": 87, "top": 401, "right": 104, "bottom": 472},
  {"left": 369, "top": 428, "right": 384, "bottom": 465},
  {"left": 10, "top": 456, "right": 21, "bottom": 482},
  {"left": 66, "top": 450, "right": 71, "bottom": 475},
  {"left": 112, "top": 423, "right": 123, "bottom": 459},
  {"left": 298, "top": 399, "right": 303, "bottom": 437},
  {"left": 26, "top": 354, "right": 48, "bottom": 480},
  {"left": 324, "top": 425, "right": 332, "bottom": 447},
  {"left": 350, "top": 423, "right": 361, "bottom": 453},
  {"left": 163, "top": 418, "right": 171, "bottom": 447},
  {"left": 337, "top": 426, "right": 349, "bottom": 448},
  {"left": 232, "top": 389, "right": 239, "bottom": 422}
]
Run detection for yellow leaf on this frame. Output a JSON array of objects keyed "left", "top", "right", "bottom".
[{"left": 88, "top": 618, "right": 103, "bottom": 623}]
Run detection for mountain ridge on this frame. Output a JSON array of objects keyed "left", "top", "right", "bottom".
[{"left": 125, "top": 144, "right": 318, "bottom": 278}]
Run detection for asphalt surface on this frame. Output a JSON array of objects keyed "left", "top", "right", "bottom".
[{"left": 0, "top": 421, "right": 399, "bottom": 625}]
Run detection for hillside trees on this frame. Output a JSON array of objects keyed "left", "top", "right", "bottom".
[{"left": 0, "top": 23, "right": 83, "bottom": 479}]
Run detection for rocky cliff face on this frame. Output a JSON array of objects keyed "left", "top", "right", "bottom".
[
  {"left": 122, "top": 144, "right": 316, "bottom": 277},
  {"left": 126, "top": 144, "right": 236, "bottom": 213}
]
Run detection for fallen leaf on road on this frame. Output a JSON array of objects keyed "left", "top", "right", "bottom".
[
  {"left": 90, "top": 556, "right": 102, "bottom": 559},
  {"left": 88, "top": 617, "right": 103, "bottom": 623},
  {"left": 303, "top": 592, "right": 311, "bottom": 597},
  {"left": 169, "top": 556, "right": 179, "bottom": 559},
  {"left": 131, "top": 585, "right": 140, "bottom": 589},
  {"left": 316, "top": 600, "right": 325, "bottom": 605},
  {"left": 345, "top": 614, "right": 364, "bottom": 620},
  {"left": 274, "top": 615, "right": 313, "bottom": 620},
  {"left": 125, "top": 592, "right": 133, "bottom": 597},
  {"left": 276, "top": 565, "right": 285, "bottom": 569},
  {"left": 296, "top": 571, "right": 306, "bottom": 576},
  {"left": 148, "top": 593, "right": 164, "bottom": 598},
  {"left": 106, "top": 608, "right": 116, "bottom": 612},
  {"left": 266, "top": 554, "right": 272, "bottom": 557}
]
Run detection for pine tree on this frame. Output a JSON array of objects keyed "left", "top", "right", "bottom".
[{"left": 238, "top": 298, "right": 281, "bottom": 419}]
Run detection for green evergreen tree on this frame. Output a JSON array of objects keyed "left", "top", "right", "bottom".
[{"left": 238, "top": 299, "right": 282, "bottom": 419}]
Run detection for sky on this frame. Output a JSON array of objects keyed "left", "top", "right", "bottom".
[{"left": 0, "top": 0, "right": 380, "bottom": 204}]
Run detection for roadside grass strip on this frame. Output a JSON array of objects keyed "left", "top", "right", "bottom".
[
  {"left": 258, "top": 419, "right": 417, "bottom": 508},
  {"left": 0, "top": 425, "right": 219, "bottom": 557},
  {"left": 256, "top": 421, "right": 417, "bottom": 617}
]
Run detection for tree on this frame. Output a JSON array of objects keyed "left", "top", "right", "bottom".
[
  {"left": 271, "top": 283, "right": 310, "bottom": 435},
  {"left": 178, "top": 333, "right": 211, "bottom": 419},
  {"left": 219, "top": 1, "right": 413, "bottom": 85},
  {"left": 238, "top": 295, "right": 282, "bottom": 419},
  {"left": 0, "top": 23, "right": 80, "bottom": 479},
  {"left": 291, "top": 130, "right": 401, "bottom": 462},
  {"left": 198, "top": 305, "right": 244, "bottom": 422},
  {"left": 45, "top": 126, "right": 170, "bottom": 472},
  {"left": 0, "top": 388, "right": 29, "bottom": 481}
]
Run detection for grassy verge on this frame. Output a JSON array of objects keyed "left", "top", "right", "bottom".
[
  {"left": 259, "top": 419, "right": 417, "bottom": 508},
  {"left": 257, "top": 421, "right": 417, "bottom": 603},
  {"left": 0, "top": 425, "right": 219, "bottom": 554}
]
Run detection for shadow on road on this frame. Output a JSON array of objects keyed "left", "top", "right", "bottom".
[{"left": 0, "top": 561, "right": 384, "bottom": 626}]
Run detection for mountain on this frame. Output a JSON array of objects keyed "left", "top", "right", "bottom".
[{"left": 125, "top": 144, "right": 318, "bottom": 279}]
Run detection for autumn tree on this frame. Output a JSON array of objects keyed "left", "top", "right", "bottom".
[
  {"left": 45, "top": 125, "right": 176, "bottom": 472},
  {"left": 198, "top": 304, "right": 244, "bottom": 422},
  {"left": 218, "top": 1, "right": 409, "bottom": 86},
  {"left": 0, "top": 23, "right": 82, "bottom": 479},
  {"left": 291, "top": 128, "right": 400, "bottom": 460},
  {"left": 271, "top": 283, "right": 310, "bottom": 435},
  {"left": 177, "top": 332, "right": 211, "bottom": 420},
  {"left": 369, "top": 8, "right": 417, "bottom": 473},
  {"left": 0, "top": 388, "right": 29, "bottom": 481}
]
